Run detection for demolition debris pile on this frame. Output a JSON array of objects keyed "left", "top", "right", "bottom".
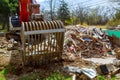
[
  {"left": 64, "top": 26, "right": 112, "bottom": 58},
  {"left": 0, "top": 37, "right": 20, "bottom": 50}
]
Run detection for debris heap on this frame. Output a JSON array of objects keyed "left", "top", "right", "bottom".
[
  {"left": 0, "top": 37, "right": 20, "bottom": 50},
  {"left": 64, "top": 26, "right": 112, "bottom": 58}
]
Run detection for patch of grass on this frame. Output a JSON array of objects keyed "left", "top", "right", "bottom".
[
  {"left": 0, "top": 69, "right": 8, "bottom": 80},
  {"left": 20, "top": 73, "right": 43, "bottom": 80},
  {"left": 0, "top": 74, "right": 6, "bottom": 80},
  {"left": 111, "top": 76, "right": 116, "bottom": 80},
  {"left": 0, "top": 69, "right": 8, "bottom": 75},
  {"left": 79, "top": 24, "right": 107, "bottom": 29},
  {"left": 96, "top": 25, "right": 107, "bottom": 29},
  {"left": 0, "top": 24, "right": 2, "bottom": 29},
  {"left": 20, "top": 72, "right": 72, "bottom": 80},
  {"left": 98, "top": 75, "right": 118, "bottom": 80},
  {"left": 0, "top": 65, "right": 17, "bottom": 80},
  {"left": 98, "top": 75, "right": 106, "bottom": 80},
  {"left": 0, "top": 24, "right": 7, "bottom": 32},
  {"left": 44, "top": 72, "right": 72, "bottom": 80},
  {"left": 0, "top": 64, "right": 16, "bottom": 80}
]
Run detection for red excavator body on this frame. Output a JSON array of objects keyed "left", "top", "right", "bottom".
[
  {"left": 19, "top": 0, "right": 41, "bottom": 23},
  {"left": 7, "top": 0, "right": 42, "bottom": 40}
]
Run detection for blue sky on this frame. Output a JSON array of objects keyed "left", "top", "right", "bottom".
[{"left": 36, "top": 0, "right": 119, "bottom": 10}]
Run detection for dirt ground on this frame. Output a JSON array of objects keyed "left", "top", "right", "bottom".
[
  {"left": 0, "top": 51, "right": 93, "bottom": 80},
  {"left": 0, "top": 36, "right": 96, "bottom": 80}
]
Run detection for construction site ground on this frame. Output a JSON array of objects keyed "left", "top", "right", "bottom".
[
  {"left": 0, "top": 37, "right": 91, "bottom": 80},
  {"left": 0, "top": 36, "right": 93, "bottom": 79},
  {"left": 0, "top": 36, "right": 118, "bottom": 80},
  {"left": 0, "top": 37, "right": 117, "bottom": 80}
]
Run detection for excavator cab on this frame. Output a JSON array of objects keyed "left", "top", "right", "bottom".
[{"left": 9, "top": 14, "right": 21, "bottom": 30}]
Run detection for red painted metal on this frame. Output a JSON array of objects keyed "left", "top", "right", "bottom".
[{"left": 19, "top": 0, "right": 32, "bottom": 22}]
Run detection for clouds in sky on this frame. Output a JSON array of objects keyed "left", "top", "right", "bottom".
[
  {"left": 36, "top": 0, "right": 45, "bottom": 3},
  {"left": 35, "top": 0, "right": 118, "bottom": 10}
]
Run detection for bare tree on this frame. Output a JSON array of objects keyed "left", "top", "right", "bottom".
[
  {"left": 75, "top": 5, "right": 88, "bottom": 25},
  {"left": 109, "top": 0, "right": 120, "bottom": 10},
  {"left": 49, "top": 0, "right": 57, "bottom": 20},
  {"left": 50, "top": 0, "right": 53, "bottom": 20}
]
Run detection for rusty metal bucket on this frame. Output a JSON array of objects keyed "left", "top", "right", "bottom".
[{"left": 21, "top": 20, "right": 65, "bottom": 65}]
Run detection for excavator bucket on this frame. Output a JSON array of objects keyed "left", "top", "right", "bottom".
[{"left": 21, "top": 20, "right": 65, "bottom": 66}]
